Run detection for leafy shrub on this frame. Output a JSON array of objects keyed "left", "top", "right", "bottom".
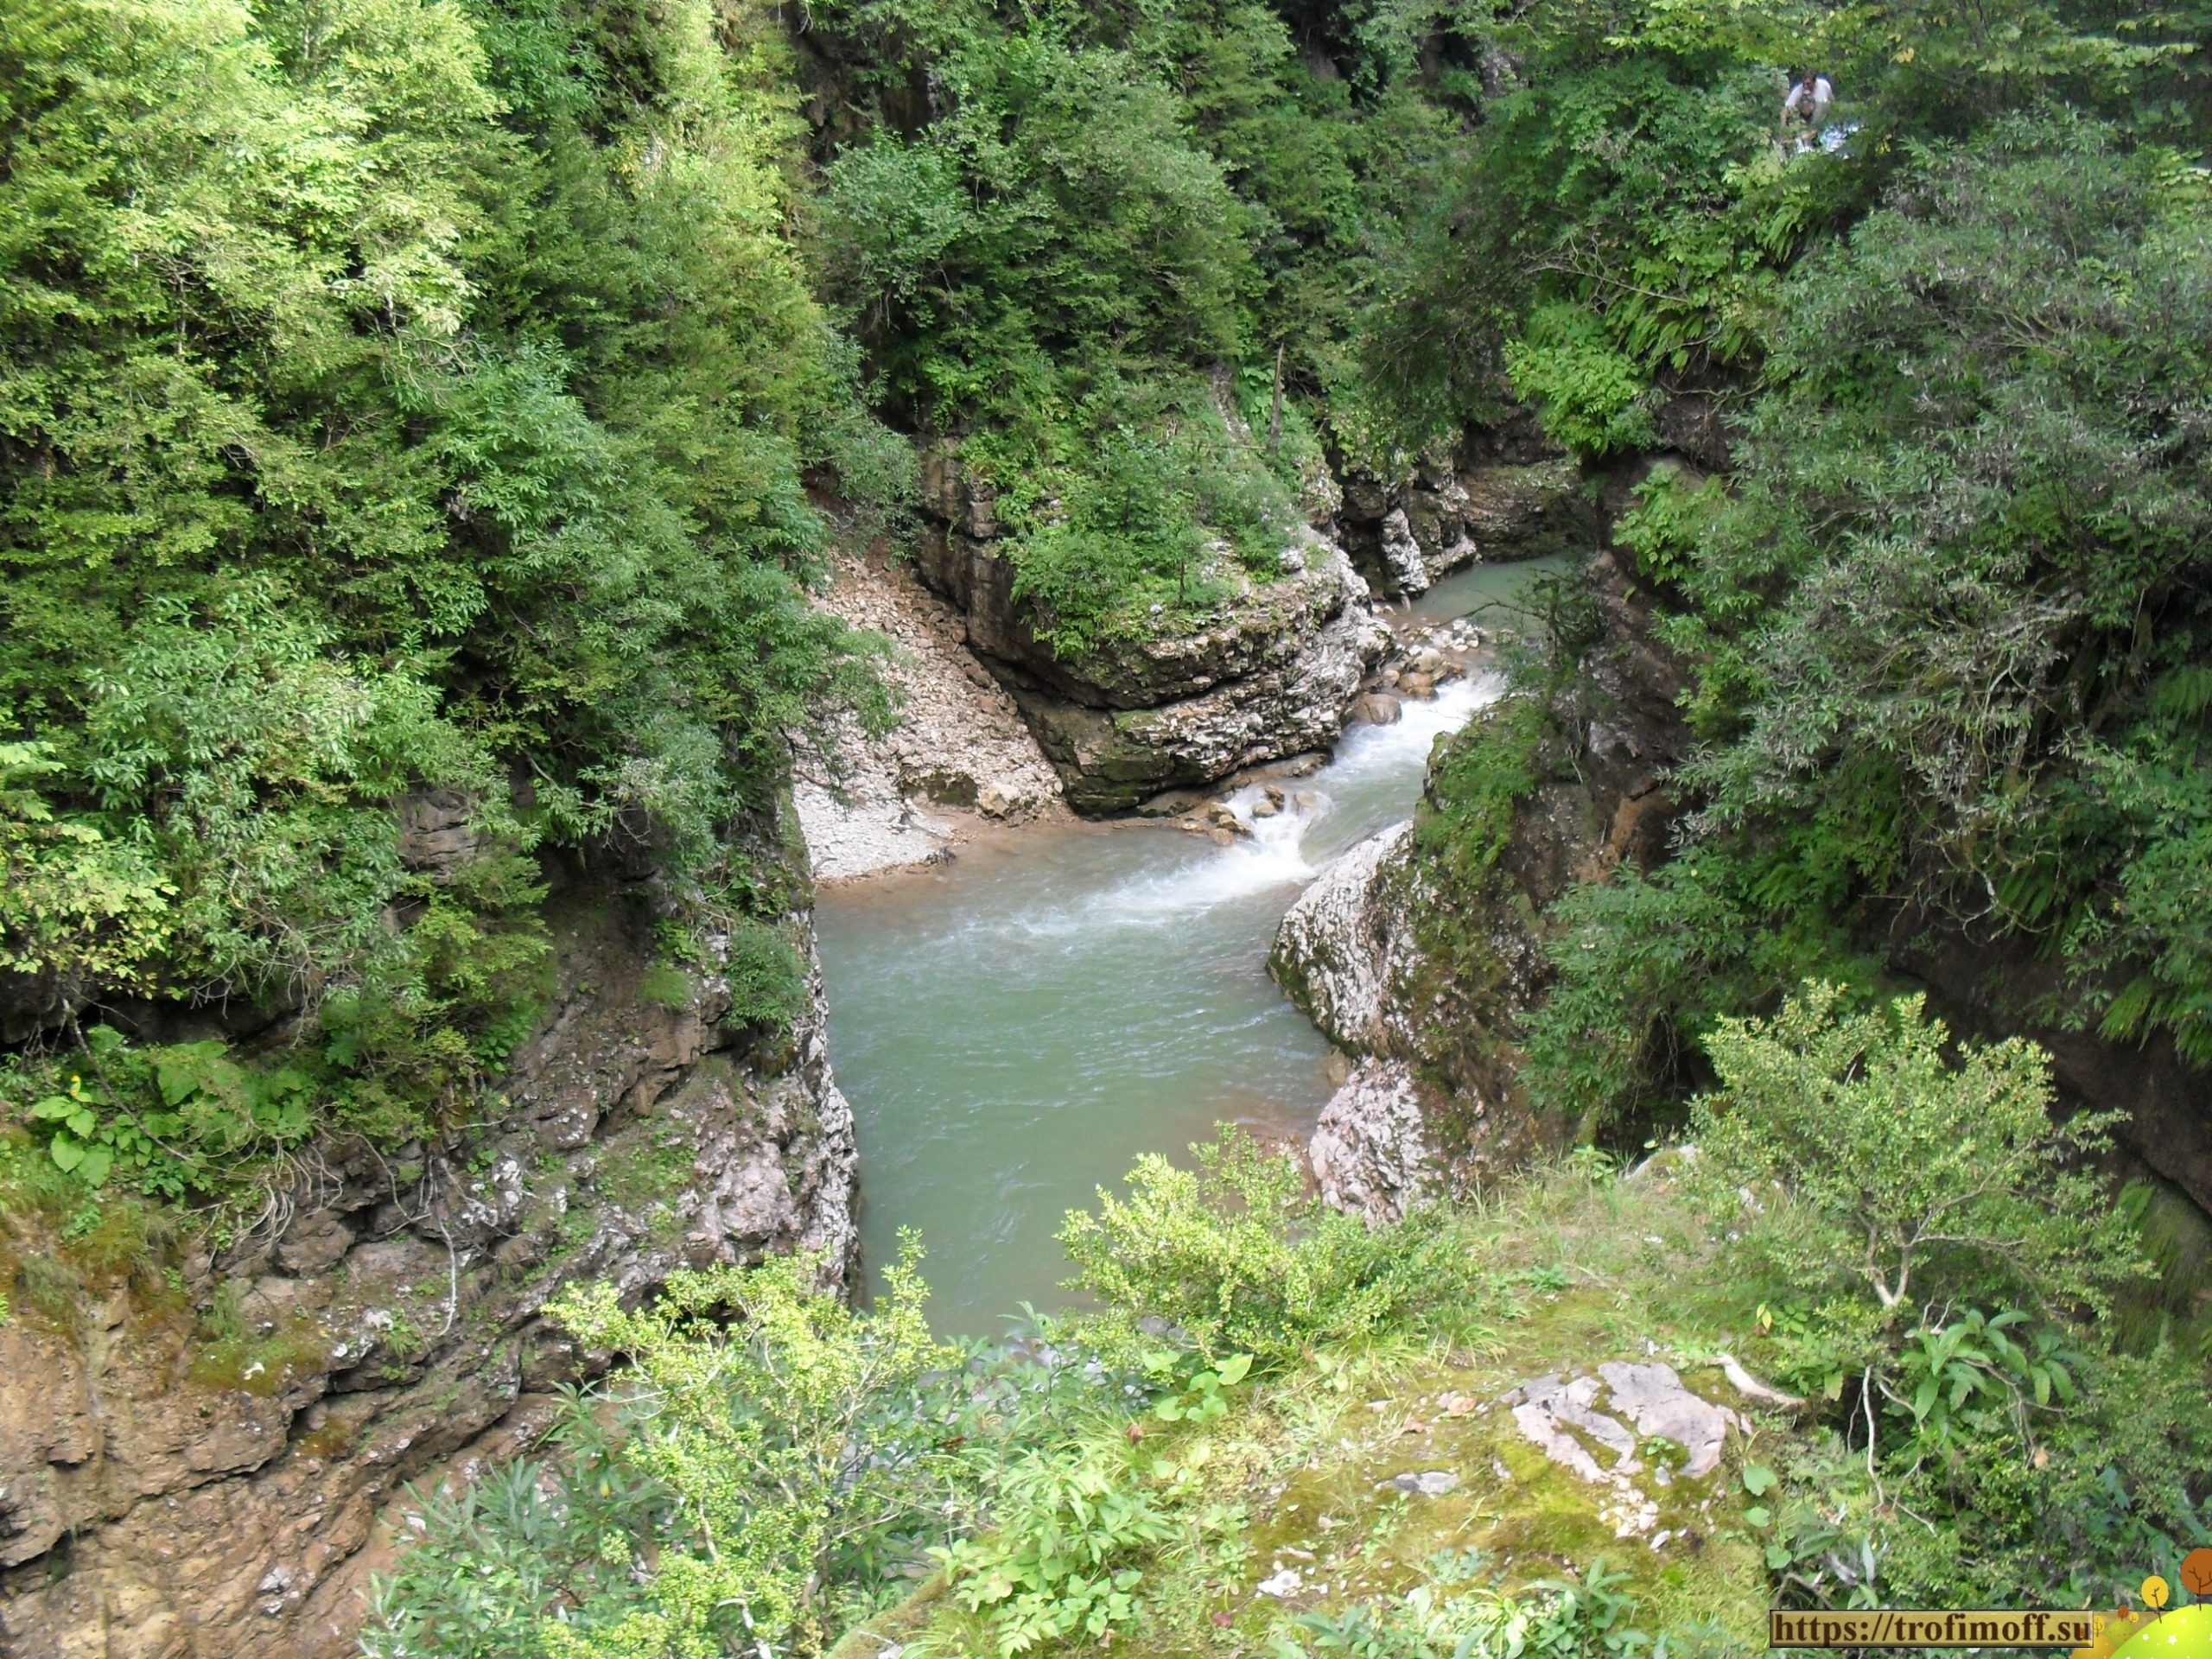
[
  {"left": 1001, "top": 392, "right": 1302, "bottom": 655},
  {"left": 0, "top": 741, "right": 173, "bottom": 1001},
  {"left": 1664, "top": 120, "right": 2212, "bottom": 1065},
  {"left": 1414, "top": 696, "right": 1548, "bottom": 890},
  {"left": 934, "top": 1434, "right": 1191, "bottom": 1656},
  {"left": 722, "top": 918, "right": 809, "bottom": 1033},
  {"left": 1506, "top": 303, "right": 1660, "bottom": 459},
  {"left": 1058, "top": 1127, "right": 1474, "bottom": 1363},
  {"left": 5, "top": 1029, "right": 321, "bottom": 1204},
  {"left": 1690, "top": 983, "right": 2138, "bottom": 1320},
  {"left": 368, "top": 1241, "right": 958, "bottom": 1659}
]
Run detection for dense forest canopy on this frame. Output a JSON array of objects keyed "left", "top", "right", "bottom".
[
  {"left": 1, "top": 0, "right": 902, "bottom": 1162},
  {"left": 4, "top": 0, "right": 2207, "bottom": 1188}
]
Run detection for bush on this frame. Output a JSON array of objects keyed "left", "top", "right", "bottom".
[
  {"left": 1690, "top": 983, "right": 2139, "bottom": 1321},
  {"left": 367, "top": 1242, "right": 958, "bottom": 1659},
  {"left": 1058, "top": 1127, "right": 1475, "bottom": 1363},
  {"left": 722, "top": 918, "right": 809, "bottom": 1034}
]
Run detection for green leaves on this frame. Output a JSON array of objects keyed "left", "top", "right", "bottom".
[
  {"left": 1691, "top": 983, "right": 2141, "bottom": 1319},
  {"left": 1889, "top": 1308, "right": 2082, "bottom": 1452},
  {"left": 35, "top": 1088, "right": 118, "bottom": 1185},
  {"left": 1505, "top": 302, "right": 1660, "bottom": 460},
  {"left": 1152, "top": 1352, "right": 1254, "bottom": 1423},
  {"left": 1059, "top": 1127, "right": 1476, "bottom": 1363}
]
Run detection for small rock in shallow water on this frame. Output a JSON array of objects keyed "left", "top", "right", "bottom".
[{"left": 1351, "top": 691, "right": 1402, "bottom": 725}]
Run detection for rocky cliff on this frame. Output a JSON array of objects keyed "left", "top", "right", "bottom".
[
  {"left": 1270, "top": 539, "right": 1697, "bottom": 1220},
  {"left": 0, "top": 855, "right": 858, "bottom": 1658},
  {"left": 1332, "top": 416, "right": 1592, "bottom": 599},
  {"left": 793, "top": 543, "right": 1069, "bottom": 881},
  {"left": 912, "top": 449, "right": 1391, "bottom": 813}
]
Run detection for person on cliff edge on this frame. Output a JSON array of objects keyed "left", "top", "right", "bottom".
[{"left": 1781, "top": 67, "right": 1833, "bottom": 154}]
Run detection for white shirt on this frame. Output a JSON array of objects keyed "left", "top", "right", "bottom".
[{"left": 1783, "top": 76, "right": 1834, "bottom": 124}]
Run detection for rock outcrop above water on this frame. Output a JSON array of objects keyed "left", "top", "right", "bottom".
[
  {"left": 794, "top": 545, "right": 1066, "bottom": 880},
  {"left": 1014, "top": 551, "right": 1389, "bottom": 814},
  {"left": 1272, "top": 822, "right": 1421, "bottom": 1056},
  {"left": 0, "top": 865, "right": 858, "bottom": 1659},
  {"left": 913, "top": 450, "right": 1389, "bottom": 814},
  {"left": 1273, "top": 544, "right": 1694, "bottom": 1219},
  {"left": 1272, "top": 807, "right": 1554, "bottom": 1220},
  {"left": 1308, "top": 1058, "right": 1438, "bottom": 1224},
  {"left": 1334, "top": 416, "right": 1592, "bottom": 598}
]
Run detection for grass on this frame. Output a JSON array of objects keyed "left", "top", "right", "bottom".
[{"left": 869, "top": 1159, "right": 1789, "bottom": 1659}]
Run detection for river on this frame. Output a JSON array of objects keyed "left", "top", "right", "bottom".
[{"left": 816, "top": 556, "right": 1567, "bottom": 1333}]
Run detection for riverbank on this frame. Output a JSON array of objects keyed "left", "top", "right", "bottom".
[{"left": 814, "top": 557, "right": 1569, "bottom": 1330}]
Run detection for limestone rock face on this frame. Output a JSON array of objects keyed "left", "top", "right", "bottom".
[
  {"left": 1014, "top": 552, "right": 1389, "bottom": 814},
  {"left": 1334, "top": 430, "right": 1592, "bottom": 600},
  {"left": 1380, "top": 508, "right": 1430, "bottom": 595},
  {"left": 912, "top": 448, "right": 1389, "bottom": 814},
  {"left": 1269, "top": 822, "right": 1421, "bottom": 1056},
  {"left": 1269, "top": 781, "right": 1560, "bottom": 1218},
  {"left": 793, "top": 545, "right": 1065, "bottom": 882},
  {"left": 0, "top": 873, "right": 858, "bottom": 1659},
  {"left": 1308, "top": 1058, "right": 1438, "bottom": 1225}
]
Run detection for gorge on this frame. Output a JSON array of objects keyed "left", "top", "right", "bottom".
[{"left": 3, "top": 0, "right": 2209, "bottom": 1654}]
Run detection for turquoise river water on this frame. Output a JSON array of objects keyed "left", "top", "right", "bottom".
[{"left": 816, "top": 556, "right": 1565, "bottom": 1333}]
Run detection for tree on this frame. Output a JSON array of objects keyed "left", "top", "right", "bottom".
[
  {"left": 365, "top": 1242, "right": 953, "bottom": 1659},
  {"left": 1690, "top": 982, "right": 2139, "bottom": 1319}
]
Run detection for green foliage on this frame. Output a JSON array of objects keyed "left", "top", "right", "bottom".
[
  {"left": 1506, "top": 304, "right": 1659, "bottom": 460},
  {"left": 1, "top": 0, "right": 896, "bottom": 1165},
  {"left": 995, "top": 383, "right": 1303, "bottom": 655},
  {"left": 368, "top": 1240, "right": 958, "bottom": 1658},
  {"left": 808, "top": 0, "right": 1507, "bottom": 645},
  {"left": 1414, "top": 696, "right": 1548, "bottom": 890},
  {"left": 1662, "top": 120, "right": 2212, "bottom": 1062},
  {"left": 1527, "top": 115, "right": 2212, "bottom": 1128},
  {"left": 1520, "top": 852, "right": 1873, "bottom": 1131},
  {"left": 933, "top": 1427, "right": 1216, "bottom": 1657},
  {"left": 637, "top": 963, "right": 694, "bottom": 1014},
  {"left": 1611, "top": 463, "right": 1728, "bottom": 589},
  {"left": 6, "top": 1028, "right": 327, "bottom": 1203},
  {"left": 1058, "top": 1126, "right": 1476, "bottom": 1363},
  {"left": 0, "top": 741, "right": 173, "bottom": 999},
  {"left": 1690, "top": 984, "right": 2138, "bottom": 1319},
  {"left": 1887, "top": 1308, "right": 2079, "bottom": 1452},
  {"left": 1753, "top": 1309, "right": 2210, "bottom": 1611},
  {"left": 721, "top": 918, "right": 808, "bottom": 1033},
  {"left": 1270, "top": 1553, "right": 1678, "bottom": 1659}
]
